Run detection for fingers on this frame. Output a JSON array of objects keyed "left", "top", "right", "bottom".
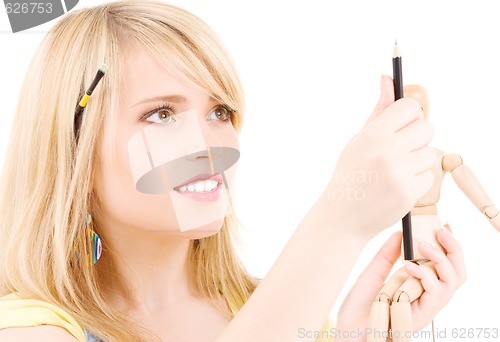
[
  {"left": 395, "top": 118, "right": 435, "bottom": 153},
  {"left": 368, "top": 97, "right": 424, "bottom": 135},
  {"left": 405, "top": 146, "right": 438, "bottom": 176},
  {"left": 393, "top": 145, "right": 437, "bottom": 182},
  {"left": 393, "top": 270, "right": 425, "bottom": 301},
  {"left": 402, "top": 261, "right": 442, "bottom": 323},
  {"left": 338, "top": 232, "right": 404, "bottom": 317},
  {"left": 409, "top": 169, "right": 435, "bottom": 201},
  {"left": 401, "top": 226, "right": 466, "bottom": 331},
  {"left": 404, "top": 227, "right": 466, "bottom": 291},
  {"left": 364, "top": 75, "right": 395, "bottom": 126},
  {"left": 416, "top": 244, "right": 456, "bottom": 288},
  {"left": 379, "top": 267, "right": 412, "bottom": 300},
  {"left": 404, "top": 258, "right": 441, "bottom": 295},
  {"left": 437, "top": 225, "right": 467, "bottom": 284}
]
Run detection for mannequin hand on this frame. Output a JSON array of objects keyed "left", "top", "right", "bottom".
[
  {"left": 335, "top": 226, "right": 465, "bottom": 341},
  {"left": 325, "top": 76, "right": 436, "bottom": 237}
]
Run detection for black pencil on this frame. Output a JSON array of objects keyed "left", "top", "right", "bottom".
[
  {"left": 74, "top": 64, "right": 108, "bottom": 137},
  {"left": 393, "top": 41, "right": 414, "bottom": 261}
]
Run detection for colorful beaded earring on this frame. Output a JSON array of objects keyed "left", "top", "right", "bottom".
[{"left": 85, "top": 212, "right": 102, "bottom": 264}]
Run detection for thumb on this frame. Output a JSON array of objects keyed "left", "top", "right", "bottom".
[
  {"left": 363, "top": 75, "right": 395, "bottom": 127},
  {"left": 359, "top": 231, "right": 402, "bottom": 282},
  {"left": 340, "top": 232, "right": 402, "bottom": 307}
]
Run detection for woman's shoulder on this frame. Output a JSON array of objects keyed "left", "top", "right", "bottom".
[
  {"left": 0, "top": 324, "right": 80, "bottom": 341},
  {"left": 0, "top": 292, "right": 86, "bottom": 342},
  {"left": 314, "top": 315, "right": 336, "bottom": 342}
]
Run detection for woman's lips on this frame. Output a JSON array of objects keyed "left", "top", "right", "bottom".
[{"left": 173, "top": 173, "right": 223, "bottom": 202}]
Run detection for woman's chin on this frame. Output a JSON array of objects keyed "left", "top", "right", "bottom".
[{"left": 156, "top": 218, "right": 226, "bottom": 240}]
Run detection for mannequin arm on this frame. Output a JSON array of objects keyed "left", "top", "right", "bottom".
[{"left": 442, "top": 154, "right": 500, "bottom": 232}]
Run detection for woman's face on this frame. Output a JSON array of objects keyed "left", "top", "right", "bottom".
[{"left": 94, "top": 47, "right": 239, "bottom": 239}]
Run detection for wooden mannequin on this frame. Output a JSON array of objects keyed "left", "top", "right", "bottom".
[{"left": 367, "top": 85, "right": 500, "bottom": 342}]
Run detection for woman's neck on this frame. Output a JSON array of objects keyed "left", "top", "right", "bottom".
[{"left": 96, "top": 219, "right": 199, "bottom": 315}]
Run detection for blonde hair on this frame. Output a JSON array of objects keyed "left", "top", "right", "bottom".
[{"left": 0, "top": 1, "right": 257, "bottom": 340}]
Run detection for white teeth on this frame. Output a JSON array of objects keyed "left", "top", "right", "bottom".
[
  {"left": 204, "top": 180, "right": 217, "bottom": 192},
  {"left": 194, "top": 182, "right": 205, "bottom": 192},
  {"left": 177, "top": 179, "right": 218, "bottom": 193}
]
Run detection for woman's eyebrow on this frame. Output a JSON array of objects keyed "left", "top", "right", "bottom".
[{"left": 132, "top": 94, "right": 188, "bottom": 107}]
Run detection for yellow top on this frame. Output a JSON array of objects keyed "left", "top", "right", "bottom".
[
  {"left": 0, "top": 293, "right": 335, "bottom": 341},
  {"left": 0, "top": 293, "right": 86, "bottom": 341}
]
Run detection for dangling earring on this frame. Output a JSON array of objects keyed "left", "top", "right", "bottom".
[{"left": 85, "top": 212, "right": 102, "bottom": 264}]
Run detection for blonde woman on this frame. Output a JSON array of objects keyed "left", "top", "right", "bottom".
[{"left": 0, "top": 1, "right": 465, "bottom": 341}]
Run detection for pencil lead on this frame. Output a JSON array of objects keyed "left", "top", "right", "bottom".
[{"left": 393, "top": 41, "right": 401, "bottom": 58}]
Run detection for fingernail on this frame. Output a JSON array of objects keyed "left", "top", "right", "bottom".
[
  {"left": 441, "top": 223, "right": 452, "bottom": 235},
  {"left": 441, "top": 227, "right": 451, "bottom": 235}
]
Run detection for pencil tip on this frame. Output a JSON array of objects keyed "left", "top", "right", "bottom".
[{"left": 393, "top": 40, "right": 401, "bottom": 58}]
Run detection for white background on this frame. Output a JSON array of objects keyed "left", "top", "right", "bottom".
[{"left": 1, "top": 1, "right": 500, "bottom": 341}]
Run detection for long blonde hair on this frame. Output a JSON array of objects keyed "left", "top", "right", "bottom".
[{"left": 0, "top": 1, "right": 256, "bottom": 340}]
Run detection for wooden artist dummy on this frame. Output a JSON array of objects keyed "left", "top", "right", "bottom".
[{"left": 367, "top": 85, "right": 500, "bottom": 342}]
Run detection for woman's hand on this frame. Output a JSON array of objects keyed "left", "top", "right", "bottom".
[
  {"left": 324, "top": 76, "right": 437, "bottom": 238},
  {"left": 335, "top": 224, "right": 466, "bottom": 342}
]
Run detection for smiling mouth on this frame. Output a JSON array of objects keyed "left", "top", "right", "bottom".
[{"left": 173, "top": 173, "right": 223, "bottom": 193}]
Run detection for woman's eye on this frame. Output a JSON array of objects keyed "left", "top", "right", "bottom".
[
  {"left": 208, "top": 105, "right": 233, "bottom": 122},
  {"left": 145, "top": 105, "right": 176, "bottom": 125}
]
